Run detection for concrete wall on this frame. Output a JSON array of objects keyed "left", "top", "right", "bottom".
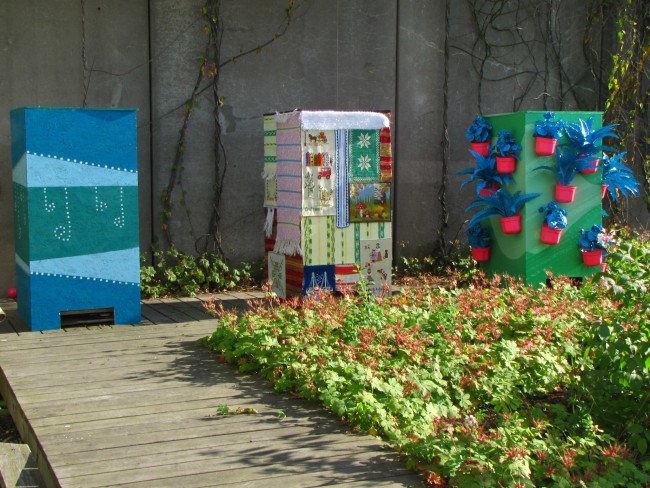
[
  {"left": 1, "top": 0, "right": 645, "bottom": 294},
  {"left": 0, "top": 0, "right": 150, "bottom": 292}
]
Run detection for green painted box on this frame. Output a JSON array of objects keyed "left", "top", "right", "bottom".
[{"left": 478, "top": 111, "right": 603, "bottom": 285}]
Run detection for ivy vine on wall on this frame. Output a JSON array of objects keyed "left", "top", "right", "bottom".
[
  {"left": 161, "top": 0, "right": 300, "bottom": 256},
  {"left": 604, "top": 0, "right": 649, "bottom": 223}
]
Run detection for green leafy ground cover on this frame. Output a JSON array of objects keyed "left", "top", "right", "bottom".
[
  {"left": 140, "top": 247, "right": 261, "bottom": 298},
  {"left": 200, "top": 231, "right": 650, "bottom": 487}
]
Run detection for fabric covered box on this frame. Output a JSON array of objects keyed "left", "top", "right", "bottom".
[{"left": 263, "top": 110, "right": 393, "bottom": 297}]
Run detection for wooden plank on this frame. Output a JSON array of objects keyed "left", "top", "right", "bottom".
[
  {"left": 7, "top": 372, "right": 241, "bottom": 404},
  {"left": 139, "top": 303, "right": 175, "bottom": 324},
  {"left": 30, "top": 393, "right": 323, "bottom": 433},
  {"left": 0, "top": 322, "right": 214, "bottom": 351},
  {"left": 50, "top": 431, "right": 379, "bottom": 474},
  {"left": 44, "top": 415, "right": 344, "bottom": 458},
  {"left": 26, "top": 382, "right": 313, "bottom": 424},
  {"left": 162, "top": 298, "right": 213, "bottom": 321},
  {"left": 143, "top": 300, "right": 205, "bottom": 323},
  {"left": 100, "top": 449, "right": 416, "bottom": 488},
  {"left": 0, "top": 331, "right": 217, "bottom": 368},
  {"left": 1, "top": 335, "right": 206, "bottom": 366},
  {"left": 330, "top": 475, "right": 425, "bottom": 487},
  {"left": 5, "top": 353, "right": 212, "bottom": 386}
]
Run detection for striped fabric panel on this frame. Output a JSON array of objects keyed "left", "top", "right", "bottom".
[
  {"left": 354, "top": 223, "right": 361, "bottom": 264},
  {"left": 263, "top": 115, "right": 278, "bottom": 207},
  {"left": 335, "top": 264, "right": 360, "bottom": 293},
  {"left": 302, "top": 216, "right": 336, "bottom": 266},
  {"left": 335, "top": 130, "right": 350, "bottom": 228},
  {"left": 285, "top": 254, "right": 304, "bottom": 296},
  {"left": 302, "top": 216, "right": 313, "bottom": 265},
  {"left": 379, "top": 127, "right": 392, "bottom": 181},
  {"left": 274, "top": 112, "right": 303, "bottom": 256},
  {"left": 264, "top": 115, "right": 277, "bottom": 163},
  {"left": 335, "top": 225, "right": 356, "bottom": 265},
  {"left": 326, "top": 215, "right": 335, "bottom": 263}
]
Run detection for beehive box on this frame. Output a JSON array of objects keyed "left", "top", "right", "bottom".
[
  {"left": 263, "top": 110, "right": 393, "bottom": 298},
  {"left": 478, "top": 111, "right": 603, "bottom": 285},
  {"left": 11, "top": 107, "right": 141, "bottom": 330}
]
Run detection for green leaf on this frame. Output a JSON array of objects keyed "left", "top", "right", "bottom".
[
  {"left": 637, "top": 438, "right": 648, "bottom": 455},
  {"left": 598, "top": 324, "right": 611, "bottom": 339},
  {"left": 628, "top": 424, "right": 644, "bottom": 434}
]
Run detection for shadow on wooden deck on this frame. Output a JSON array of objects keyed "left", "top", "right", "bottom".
[{"left": 0, "top": 296, "right": 425, "bottom": 487}]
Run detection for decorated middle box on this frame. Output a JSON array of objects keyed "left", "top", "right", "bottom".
[{"left": 263, "top": 110, "right": 393, "bottom": 298}]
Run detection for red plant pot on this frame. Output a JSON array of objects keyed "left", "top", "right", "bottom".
[
  {"left": 601, "top": 184, "right": 608, "bottom": 199},
  {"left": 470, "top": 141, "right": 490, "bottom": 157},
  {"left": 540, "top": 223, "right": 563, "bottom": 245},
  {"left": 496, "top": 156, "right": 516, "bottom": 173},
  {"left": 535, "top": 137, "right": 558, "bottom": 156},
  {"left": 500, "top": 214, "right": 521, "bottom": 234},
  {"left": 471, "top": 247, "right": 491, "bottom": 262},
  {"left": 479, "top": 183, "right": 500, "bottom": 197},
  {"left": 580, "top": 158, "right": 600, "bottom": 174},
  {"left": 555, "top": 183, "right": 577, "bottom": 203},
  {"left": 582, "top": 249, "right": 603, "bottom": 266}
]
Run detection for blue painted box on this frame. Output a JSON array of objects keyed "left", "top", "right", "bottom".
[{"left": 11, "top": 107, "right": 141, "bottom": 330}]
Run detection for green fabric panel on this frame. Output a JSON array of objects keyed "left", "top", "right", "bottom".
[
  {"left": 349, "top": 129, "right": 380, "bottom": 182},
  {"left": 27, "top": 185, "right": 139, "bottom": 260}
]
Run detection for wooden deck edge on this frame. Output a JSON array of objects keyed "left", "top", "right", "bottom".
[{"left": 0, "top": 369, "right": 57, "bottom": 488}]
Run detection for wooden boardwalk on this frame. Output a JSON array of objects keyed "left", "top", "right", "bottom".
[{"left": 0, "top": 296, "right": 423, "bottom": 488}]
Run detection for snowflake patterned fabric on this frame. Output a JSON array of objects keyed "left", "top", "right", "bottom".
[{"left": 349, "top": 129, "right": 380, "bottom": 182}]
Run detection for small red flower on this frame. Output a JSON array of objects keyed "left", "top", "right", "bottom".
[
  {"left": 561, "top": 449, "right": 577, "bottom": 468},
  {"left": 602, "top": 442, "right": 630, "bottom": 460},
  {"left": 424, "top": 470, "right": 446, "bottom": 486}
]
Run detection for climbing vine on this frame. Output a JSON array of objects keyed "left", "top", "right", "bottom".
[
  {"left": 604, "top": 0, "right": 649, "bottom": 222},
  {"left": 436, "top": 0, "right": 451, "bottom": 256},
  {"left": 161, "top": 0, "right": 299, "bottom": 255}
]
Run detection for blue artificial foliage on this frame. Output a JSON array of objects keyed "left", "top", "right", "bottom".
[
  {"left": 538, "top": 201, "right": 568, "bottom": 229},
  {"left": 601, "top": 152, "right": 640, "bottom": 202},
  {"left": 534, "top": 112, "right": 564, "bottom": 139},
  {"left": 492, "top": 130, "right": 522, "bottom": 159},
  {"left": 465, "top": 188, "right": 541, "bottom": 228},
  {"left": 458, "top": 149, "right": 514, "bottom": 194},
  {"left": 579, "top": 224, "right": 608, "bottom": 256},
  {"left": 465, "top": 116, "right": 492, "bottom": 143},
  {"left": 563, "top": 117, "right": 619, "bottom": 158},
  {"left": 466, "top": 223, "right": 491, "bottom": 248},
  {"left": 534, "top": 147, "right": 600, "bottom": 185}
]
